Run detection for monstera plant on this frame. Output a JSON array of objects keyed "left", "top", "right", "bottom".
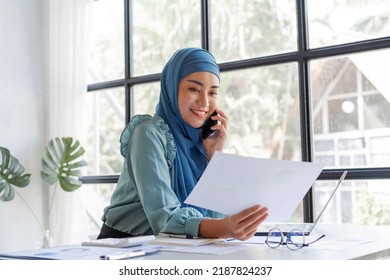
[
  {"left": 0, "top": 147, "right": 31, "bottom": 201},
  {"left": 41, "top": 137, "right": 87, "bottom": 192},
  {"left": 1, "top": 137, "right": 87, "bottom": 247},
  {"left": 40, "top": 137, "right": 87, "bottom": 247},
  {"left": 0, "top": 146, "right": 45, "bottom": 233}
]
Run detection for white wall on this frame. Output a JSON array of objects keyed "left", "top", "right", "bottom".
[{"left": 0, "top": 0, "right": 48, "bottom": 251}]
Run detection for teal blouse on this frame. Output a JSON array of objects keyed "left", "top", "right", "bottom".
[{"left": 101, "top": 114, "right": 224, "bottom": 237}]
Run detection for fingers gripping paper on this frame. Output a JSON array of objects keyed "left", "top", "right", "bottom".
[{"left": 184, "top": 151, "right": 324, "bottom": 221}]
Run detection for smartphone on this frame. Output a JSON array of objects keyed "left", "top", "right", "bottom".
[{"left": 201, "top": 111, "right": 218, "bottom": 139}]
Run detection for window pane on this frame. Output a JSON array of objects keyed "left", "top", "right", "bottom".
[
  {"left": 88, "top": 0, "right": 124, "bottom": 83},
  {"left": 313, "top": 179, "right": 390, "bottom": 225},
  {"left": 83, "top": 184, "right": 117, "bottom": 239},
  {"left": 220, "top": 63, "right": 300, "bottom": 161},
  {"left": 85, "top": 88, "right": 125, "bottom": 175},
  {"left": 131, "top": 0, "right": 201, "bottom": 76},
  {"left": 211, "top": 0, "right": 297, "bottom": 62},
  {"left": 132, "top": 82, "right": 160, "bottom": 116},
  {"left": 308, "top": 0, "right": 390, "bottom": 48},
  {"left": 311, "top": 49, "right": 390, "bottom": 168}
]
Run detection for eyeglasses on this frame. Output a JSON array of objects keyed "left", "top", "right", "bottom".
[{"left": 265, "top": 227, "right": 325, "bottom": 251}]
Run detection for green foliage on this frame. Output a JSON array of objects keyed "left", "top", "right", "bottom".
[
  {"left": 41, "top": 137, "right": 87, "bottom": 192},
  {"left": 356, "top": 188, "right": 390, "bottom": 225},
  {"left": 0, "top": 147, "right": 31, "bottom": 201}
]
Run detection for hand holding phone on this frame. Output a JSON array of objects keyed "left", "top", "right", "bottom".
[{"left": 201, "top": 111, "right": 218, "bottom": 139}]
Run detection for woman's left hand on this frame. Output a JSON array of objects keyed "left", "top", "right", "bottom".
[{"left": 202, "top": 108, "right": 228, "bottom": 160}]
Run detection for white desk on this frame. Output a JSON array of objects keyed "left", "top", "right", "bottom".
[
  {"left": 1, "top": 224, "right": 388, "bottom": 280},
  {"left": 140, "top": 224, "right": 390, "bottom": 260},
  {"left": 1, "top": 224, "right": 389, "bottom": 260}
]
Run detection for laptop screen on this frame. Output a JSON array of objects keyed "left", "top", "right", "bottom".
[{"left": 311, "top": 171, "right": 348, "bottom": 227}]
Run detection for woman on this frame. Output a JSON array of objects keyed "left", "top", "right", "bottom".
[{"left": 98, "top": 48, "right": 268, "bottom": 241}]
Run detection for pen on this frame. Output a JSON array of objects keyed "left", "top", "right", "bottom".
[
  {"left": 164, "top": 233, "right": 200, "bottom": 239},
  {"left": 100, "top": 250, "right": 145, "bottom": 260}
]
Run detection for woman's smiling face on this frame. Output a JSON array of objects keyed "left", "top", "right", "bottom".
[{"left": 177, "top": 71, "right": 220, "bottom": 128}]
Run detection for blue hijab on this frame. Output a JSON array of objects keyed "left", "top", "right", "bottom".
[{"left": 156, "top": 48, "right": 220, "bottom": 214}]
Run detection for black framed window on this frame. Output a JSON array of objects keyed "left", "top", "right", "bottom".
[{"left": 84, "top": 0, "right": 390, "bottom": 235}]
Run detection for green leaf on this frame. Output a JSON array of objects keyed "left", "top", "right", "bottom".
[
  {"left": 40, "top": 137, "right": 87, "bottom": 192},
  {"left": 0, "top": 147, "right": 31, "bottom": 202}
]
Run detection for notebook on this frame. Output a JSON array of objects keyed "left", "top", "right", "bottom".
[{"left": 255, "top": 171, "right": 348, "bottom": 236}]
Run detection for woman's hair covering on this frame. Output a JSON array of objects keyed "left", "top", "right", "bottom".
[{"left": 156, "top": 48, "right": 220, "bottom": 214}]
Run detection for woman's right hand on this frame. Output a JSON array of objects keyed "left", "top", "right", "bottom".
[{"left": 202, "top": 108, "right": 228, "bottom": 161}]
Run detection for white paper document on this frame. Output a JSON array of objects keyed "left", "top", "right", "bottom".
[
  {"left": 0, "top": 244, "right": 160, "bottom": 260},
  {"left": 185, "top": 151, "right": 323, "bottom": 221}
]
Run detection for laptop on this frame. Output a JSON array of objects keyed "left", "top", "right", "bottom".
[{"left": 255, "top": 171, "right": 348, "bottom": 236}]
